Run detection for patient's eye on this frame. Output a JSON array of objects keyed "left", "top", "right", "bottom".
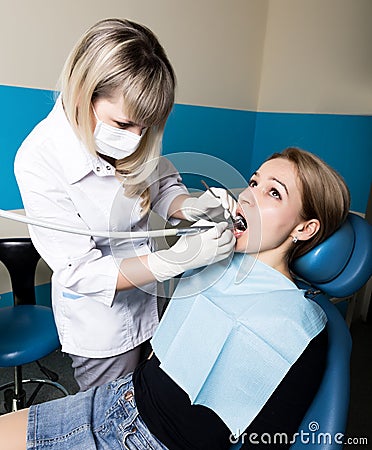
[
  {"left": 269, "top": 188, "right": 281, "bottom": 200},
  {"left": 248, "top": 179, "right": 257, "bottom": 187}
]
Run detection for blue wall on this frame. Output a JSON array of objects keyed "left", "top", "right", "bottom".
[
  {"left": 1, "top": 85, "right": 370, "bottom": 306},
  {"left": 0, "top": 85, "right": 56, "bottom": 210},
  {"left": 164, "top": 103, "right": 256, "bottom": 188},
  {"left": 0, "top": 283, "right": 51, "bottom": 307},
  {"left": 251, "top": 112, "right": 372, "bottom": 214},
  {"left": 1, "top": 84, "right": 371, "bottom": 213}
]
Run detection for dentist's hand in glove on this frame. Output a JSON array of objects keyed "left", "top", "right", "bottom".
[
  {"left": 182, "top": 188, "right": 237, "bottom": 221},
  {"left": 147, "top": 220, "right": 236, "bottom": 282}
]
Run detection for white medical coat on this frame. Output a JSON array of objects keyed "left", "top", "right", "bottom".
[{"left": 14, "top": 97, "right": 189, "bottom": 358}]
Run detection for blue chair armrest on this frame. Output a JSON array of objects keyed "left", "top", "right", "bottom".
[{"left": 289, "top": 294, "right": 351, "bottom": 449}]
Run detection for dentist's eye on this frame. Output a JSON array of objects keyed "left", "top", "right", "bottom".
[{"left": 115, "top": 122, "right": 131, "bottom": 129}]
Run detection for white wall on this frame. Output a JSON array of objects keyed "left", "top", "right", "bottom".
[
  {"left": 0, "top": 0, "right": 268, "bottom": 110},
  {"left": 2, "top": 1, "right": 371, "bottom": 113},
  {"left": 258, "top": 0, "right": 372, "bottom": 114}
]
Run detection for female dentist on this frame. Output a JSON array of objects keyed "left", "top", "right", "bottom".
[{"left": 14, "top": 18, "right": 235, "bottom": 391}]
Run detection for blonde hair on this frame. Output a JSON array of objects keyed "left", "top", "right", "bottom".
[
  {"left": 59, "top": 18, "right": 176, "bottom": 212},
  {"left": 268, "top": 147, "right": 350, "bottom": 263}
]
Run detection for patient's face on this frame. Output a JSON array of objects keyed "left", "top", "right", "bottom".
[{"left": 234, "top": 158, "right": 303, "bottom": 258}]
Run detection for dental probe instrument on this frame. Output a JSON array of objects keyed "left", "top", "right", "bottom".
[
  {"left": 200, "top": 179, "right": 235, "bottom": 223},
  {"left": 0, "top": 209, "right": 213, "bottom": 239}
]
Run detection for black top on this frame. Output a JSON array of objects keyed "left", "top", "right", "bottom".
[{"left": 133, "top": 328, "right": 328, "bottom": 450}]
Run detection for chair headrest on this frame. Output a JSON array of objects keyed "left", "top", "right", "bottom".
[{"left": 291, "top": 213, "right": 372, "bottom": 298}]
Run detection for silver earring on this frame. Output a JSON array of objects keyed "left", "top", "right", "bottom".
[{"left": 292, "top": 236, "right": 298, "bottom": 244}]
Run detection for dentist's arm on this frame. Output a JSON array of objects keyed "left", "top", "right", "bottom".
[
  {"left": 116, "top": 221, "right": 235, "bottom": 289},
  {"left": 168, "top": 190, "right": 237, "bottom": 222}
]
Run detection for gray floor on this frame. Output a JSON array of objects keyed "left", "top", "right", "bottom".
[{"left": 0, "top": 320, "right": 371, "bottom": 447}]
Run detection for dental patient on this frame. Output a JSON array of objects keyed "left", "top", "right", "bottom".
[{"left": 0, "top": 147, "right": 350, "bottom": 450}]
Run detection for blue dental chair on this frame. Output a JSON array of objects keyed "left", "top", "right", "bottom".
[{"left": 230, "top": 212, "right": 372, "bottom": 449}]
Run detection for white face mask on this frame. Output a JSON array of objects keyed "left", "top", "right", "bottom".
[{"left": 93, "top": 109, "right": 144, "bottom": 160}]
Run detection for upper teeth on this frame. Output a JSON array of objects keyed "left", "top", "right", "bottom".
[{"left": 233, "top": 214, "right": 247, "bottom": 231}]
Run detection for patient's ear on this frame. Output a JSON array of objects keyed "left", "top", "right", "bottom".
[{"left": 295, "top": 219, "right": 320, "bottom": 242}]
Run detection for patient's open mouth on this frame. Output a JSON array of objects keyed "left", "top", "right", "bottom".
[{"left": 233, "top": 213, "right": 247, "bottom": 238}]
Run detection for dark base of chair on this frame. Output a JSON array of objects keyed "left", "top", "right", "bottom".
[
  {"left": 0, "top": 378, "right": 69, "bottom": 413},
  {"left": 0, "top": 362, "right": 69, "bottom": 413}
]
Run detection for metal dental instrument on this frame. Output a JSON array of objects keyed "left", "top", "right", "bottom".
[
  {"left": 200, "top": 179, "right": 235, "bottom": 222},
  {"left": 0, "top": 209, "right": 213, "bottom": 239}
]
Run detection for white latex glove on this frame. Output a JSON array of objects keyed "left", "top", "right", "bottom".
[
  {"left": 147, "top": 219, "right": 236, "bottom": 282},
  {"left": 182, "top": 188, "right": 237, "bottom": 221}
]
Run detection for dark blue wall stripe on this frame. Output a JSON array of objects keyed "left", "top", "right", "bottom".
[
  {"left": 1, "top": 85, "right": 371, "bottom": 213},
  {"left": 251, "top": 112, "right": 372, "bottom": 213},
  {"left": 0, "top": 85, "right": 56, "bottom": 210},
  {"left": 164, "top": 103, "right": 256, "bottom": 188},
  {"left": 0, "top": 283, "right": 51, "bottom": 307}
]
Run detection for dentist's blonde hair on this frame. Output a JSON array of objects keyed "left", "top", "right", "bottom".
[{"left": 59, "top": 18, "right": 176, "bottom": 212}]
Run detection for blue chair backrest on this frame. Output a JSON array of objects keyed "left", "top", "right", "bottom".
[{"left": 292, "top": 213, "right": 372, "bottom": 298}]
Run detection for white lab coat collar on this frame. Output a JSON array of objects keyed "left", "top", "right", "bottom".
[{"left": 51, "top": 96, "right": 112, "bottom": 185}]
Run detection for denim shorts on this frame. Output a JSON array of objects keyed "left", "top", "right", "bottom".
[{"left": 27, "top": 373, "right": 169, "bottom": 450}]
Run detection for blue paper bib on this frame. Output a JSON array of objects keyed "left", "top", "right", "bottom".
[{"left": 151, "top": 255, "right": 327, "bottom": 437}]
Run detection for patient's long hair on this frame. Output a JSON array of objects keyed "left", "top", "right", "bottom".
[{"left": 268, "top": 147, "right": 350, "bottom": 263}]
